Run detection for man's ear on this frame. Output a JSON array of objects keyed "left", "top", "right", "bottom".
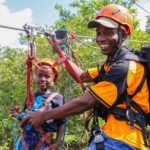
[{"left": 121, "top": 30, "right": 129, "bottom": 42}]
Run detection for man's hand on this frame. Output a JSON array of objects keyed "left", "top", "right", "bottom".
[{"left": 21, "top": 111, "right": 45, "bottom": 128}]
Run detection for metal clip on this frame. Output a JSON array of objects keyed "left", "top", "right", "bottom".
[
  {"left": 42, "top": 28, "right": 55, "bottom": 37},
  {"left": 23, "top": 24, "right": 37, "bottom": 37},
  {"left": 93, "top": 129, "right": 103, "bottom": 142},
  {"left": 126, "top": 109, "right": 135, "bottom": 128}
]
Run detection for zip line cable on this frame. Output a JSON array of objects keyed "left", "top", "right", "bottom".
[
  {"left": 135, "top": 3, "right": 150, "bottom": 16},
  {"left": 0, "top": 24, "right": 149, "bottom": 50},
  {"left": 75, "top": 38, "right": 99, "bottom": 49},
  {"left": 126, "top": 40, "right": 150, "bottom": 43},
  {"left": 0, "top": 24, "right": 25, "bottom": 32}
]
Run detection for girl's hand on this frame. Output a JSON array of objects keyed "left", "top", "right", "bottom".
[{"left": 10, "top": 105, "right": 21, "bottom": 117}]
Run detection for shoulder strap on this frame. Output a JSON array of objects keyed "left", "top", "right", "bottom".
[
  {"left": 39, "top": 93, "right": 58, "bottom": 112},
  {"left": 130, "top": 66, "right": 146, "bottom": 98},
  {"left": 45, "top": 93, "right": 58, "bottom": 104},
  {"left": 120, "top": 45, "right": 146, "bottom": 62},
  {"left": 128, "top": 66, "right": 147, "bottom": 115},
  {"left": 121, "top": 67, "right": 146, "bottom": 129}
]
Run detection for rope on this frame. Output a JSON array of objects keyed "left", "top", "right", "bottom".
[
  {"left": 26, "top": 42, "right": 35, "bottom": 107},
  {"left": 61, "top": 41, "right": 72, "bottom": 150},
  {"left": 126, "top": 40, "right": 150, "bottom": 43},
  {"left": 77, "top": 35, "right": 96, "bottom": 39},
  {"left": 46, "top": 37, "right": 87, "bottom": 91},
  {"left": 67, "top": 39, "right": 83, "bottom": 67},
  {"left": 75, "top": 38, "right": 99, "bottom": 49}
]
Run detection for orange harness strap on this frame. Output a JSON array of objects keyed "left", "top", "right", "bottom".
[
  {"left": 21, "top": 131, "right": 53, "bottom": 150},
  {"left": 34, "top": 132, "right": 53, "bottom": 150}
]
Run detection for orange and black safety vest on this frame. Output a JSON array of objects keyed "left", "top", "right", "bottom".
[{"left": 87, "top": 46, "right": 149, "bottom": 150}]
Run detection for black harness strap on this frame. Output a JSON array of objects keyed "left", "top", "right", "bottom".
[
  {"left": 111, "top": 106, "right": 148, "bottom": 147},
  {"left": 130, "top": 66, "right": 146, "bottom": 98},
  {"left": 88, "top": 65, "right": 106, "bottom": 149}
]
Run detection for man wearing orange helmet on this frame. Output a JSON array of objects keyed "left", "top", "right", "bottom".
[
  {"left": 11, "top": 58, "right": 66, "bottom": 150},
  {"left": 22, "top": 4, "right": 149, "bottom": 150}
]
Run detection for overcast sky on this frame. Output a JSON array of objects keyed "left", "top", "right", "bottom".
[{"left": 0, "top": 0, "right": 149, "bottom": 48}]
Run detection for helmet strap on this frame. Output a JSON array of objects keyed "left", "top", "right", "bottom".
[
  {"left": 107, "top": 26, "right": 126, "bottom": 63},
  {"left": 117, "top": 26, "right": 123, "bottom": 49},
  {"left": 117, "top": 25, "right": 129, "bottom": 49}
]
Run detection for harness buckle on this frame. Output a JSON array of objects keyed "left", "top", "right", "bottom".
[
  {"left": 93, "top": 129, "right": 104, "bottom": 150},
  {"left": 126, "top": 109, "right": 135, "bottom": 128}
]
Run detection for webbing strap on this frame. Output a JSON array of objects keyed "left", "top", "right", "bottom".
[
  {"left": 126, "top": 66, "right": 147, "bottom": 127},
  {"left": 110, "top": 106, "right": 149, "bottom": 147},
  {"left": 34, "top": 132, "right": 53, "bottom": 150},
  {"left": 46, "top": 37, "right": 87, "bottom": 91},
  {"left": 96, "top": 143, "right": 104, "bottom": 150}
]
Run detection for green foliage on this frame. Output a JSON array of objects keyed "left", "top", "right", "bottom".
[
  {"left": 55, "top": 4, "right": 71, "bottom": 21},
  {"left": 0, "top": 47, "right": 27, "bottom": 149},
  {"left": 0, "top": 0, "right": 150, "bottom": 149},
  {"left": 126, "top": 30, "right": 150, "bottom": 50},
  {"left": 53, "top": 0, "right": 149, "bottom": 148},
  {"left": 0, "top": 47, "right": 27, "bottom": 106},
  {"left": 63, "top": 115, "right": 86, "bottom": 149}
]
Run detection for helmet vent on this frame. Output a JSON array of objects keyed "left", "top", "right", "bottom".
[{"left": 112, "top": 8, "right": 120, "bottom": 15}]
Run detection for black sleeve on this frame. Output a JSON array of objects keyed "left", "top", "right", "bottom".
[
  {"left": 89, "top": 60, "right": 129, "bottom": 109},
  {"left": 103, "top": 60, "right": 129, "bottom": 98}
]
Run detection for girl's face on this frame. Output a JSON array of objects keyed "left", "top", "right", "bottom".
[
  {"left": 36, "top": 65, "right": 55, "bottom": 92},
  {"left": 96, "top": 25, "right": 119, "bottom": 55}
]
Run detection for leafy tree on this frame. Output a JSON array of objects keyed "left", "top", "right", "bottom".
[
  {"left": 0, "top": 0, "right": 150, "bottom": 149},
  {"left": 0, "top": 47, "right": 27, "bottom": 149},
  {"left": 53, "top": 0, "right": 147, "bottom": 148}
]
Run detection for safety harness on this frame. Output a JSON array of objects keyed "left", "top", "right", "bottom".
[
  {"left": 109, "top": 50, "right": 149, "bottom": 147},
  {"left": 19, "top": 93, "right": 58, "bottom": 150},
  {"left": 88, "top": 104, "right": 104, "bottom": 150},
  {"left": 23, "top": 24, "right": 87, "bottom": 108},
  {"left": 20, "top": 129, "right": 53, "bottom": 150},
  {"left": 45, "top": 31, "right": 87, "bottom": 91},
  {"left": 89, "top": 46, "right": 150, "bottom": 149},
  {"left": 18, "top": 25, "right": 88, "bottom": 150}
]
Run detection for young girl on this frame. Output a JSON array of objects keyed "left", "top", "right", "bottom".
[{"left": 12, "top": 58, "right": 65, "bottom": 150}]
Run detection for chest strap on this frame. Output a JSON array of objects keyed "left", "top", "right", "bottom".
[{"left": 110, "top": 106, "right": 148, "bottom": 147}]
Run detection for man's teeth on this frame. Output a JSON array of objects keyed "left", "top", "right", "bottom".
[{"left": 100, "top": 45, "right": 109, "bottom": 48}]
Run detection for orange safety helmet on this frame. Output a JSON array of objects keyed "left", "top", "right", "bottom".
[
  {"left": 88, "top": 4, "right": 133, "bottom": 34},
  {"left": 36, "top": 58, "right": 59, "bottom": 81}
]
